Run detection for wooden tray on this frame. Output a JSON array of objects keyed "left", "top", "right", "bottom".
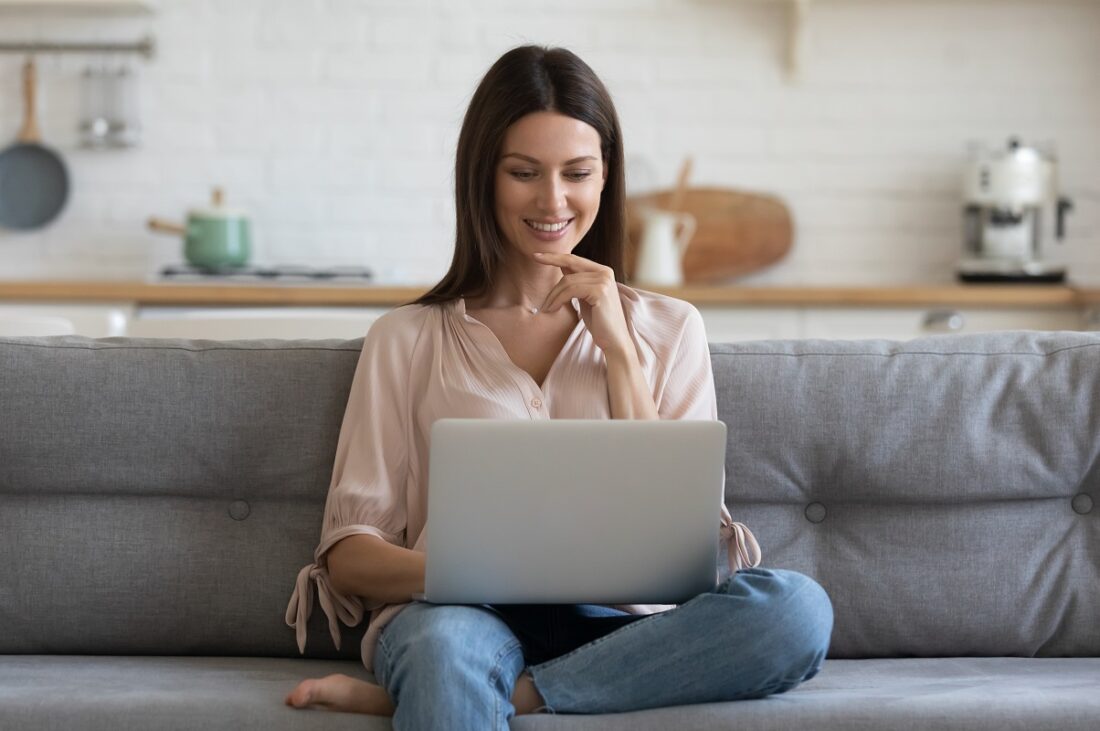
[{"left": 625, "top": 187, "right": 794, "bottom": 284}]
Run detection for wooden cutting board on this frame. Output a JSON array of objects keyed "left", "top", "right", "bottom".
[{"left": 624, "top": 187, "right": 793, "bottom": 284}]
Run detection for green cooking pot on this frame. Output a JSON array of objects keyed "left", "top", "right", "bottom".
[{"left": 148, "top": 187, "right": 251, "bottom": 268}]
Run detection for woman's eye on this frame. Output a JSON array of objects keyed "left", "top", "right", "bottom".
[{"left": 509, "top": 171, "right": 591, "bottom": 181}]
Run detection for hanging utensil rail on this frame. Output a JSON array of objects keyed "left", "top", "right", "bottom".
[{"left": 0, "top": 35, "right": 154, "bottom": 59}]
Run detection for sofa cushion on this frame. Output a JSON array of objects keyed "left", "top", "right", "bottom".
[
  {"left": 712, "top": 331, "right": 1100, "bottom": 658},
  {"left": 0, "top": 656, "right": 381, "bottom": 730},
  {"left": 3, "top": 331, "right": 1099, "bottom": 662},
  {"left": 0, "top": 336, "right": 367, "bottom": 658},
  {"left": 1, "top": 656, "right": 1097, "bottom": 730},
  {"left": 522, "top": 658, "right": 1100, "bottom": 730}
]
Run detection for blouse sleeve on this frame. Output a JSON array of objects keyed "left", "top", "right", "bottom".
[
  {"left": 657, "top": 305, "right": 761, "bottom": 578},
  {"left": 285, "top": 313, "right": 412, "bottom": 653}
]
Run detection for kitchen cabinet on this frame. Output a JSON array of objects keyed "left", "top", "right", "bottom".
[
  {"left": 698, "top": 307, "right": 801, "bottom": 342},
  {"left": 801, "top": 306, "right": 1082, "bottom": 340},
  {"left": 132, "top": 304, "right": 1079, "bottom": 343},
  {"left": 1084, "top": 308, "right": 1100, "bottom": 331},
  {"left": 0, "top": 303, "right": 131, "bottom": 337},
  {"left": 125, "top": 307, "right": 387, "bottom": 340},
  {"left": 699, "top": 305, "right": 1081, "bottom": 342}
]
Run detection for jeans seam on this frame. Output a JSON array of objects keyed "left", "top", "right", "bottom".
[
  {"left": 375, "top": 627, "right": 395, "bottom": 686},
  {"left": 488, "top": 638, "right": 523, "bottom": 686},
  {"left": 490, "top": 638, "right": 523, "bottom": 725}
]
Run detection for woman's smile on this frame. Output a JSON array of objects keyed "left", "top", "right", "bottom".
[{"left": 523, "top": 217, "right": 575, "bottom": 240}]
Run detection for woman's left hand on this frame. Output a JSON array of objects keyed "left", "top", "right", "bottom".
[{"left": 535, "top": 251, "right": 634, "bottom": 360}]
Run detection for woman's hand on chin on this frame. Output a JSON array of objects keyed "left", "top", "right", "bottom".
[{"left": 534, "top": 252, "right": 633, "bottom": 361}]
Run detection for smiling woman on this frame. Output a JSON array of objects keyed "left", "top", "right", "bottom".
[
  {"left": 407, "top": 45, "right": 628, "bottom": 312},
  {"left": 284, "top": 43, "right": 822, "bottom": 731}
]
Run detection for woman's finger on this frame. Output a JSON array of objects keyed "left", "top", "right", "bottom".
[
  {"left": 533, "top": 251, "right": 609, "bottom": 275},
  {"left": 541, "top": 274, "right": 605, "bottom": 311},
  {"left": 544, "top": 284, "right": 600, "bottom": 313}
]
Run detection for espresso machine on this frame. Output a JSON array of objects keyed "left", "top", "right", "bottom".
[{"left": 957, "top": 137, "right": 1074, "bottom": 283}]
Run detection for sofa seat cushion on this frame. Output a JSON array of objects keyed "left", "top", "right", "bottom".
[
  {"left": 0, "top": 656, "right": 384, "bottom": 730},
  {"left": 2, "top": 656, "right": 1098, "bottom": 730},
  {"left": 520, "top": 658, "right": 1100, "bottom": 730}
]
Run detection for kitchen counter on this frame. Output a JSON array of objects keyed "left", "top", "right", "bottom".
[{"left": 0, "top": 279, "right": 1094, "bottom": 308}]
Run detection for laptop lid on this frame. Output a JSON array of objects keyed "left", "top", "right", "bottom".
[{"left": 420, "top": 418, "right": 727, "bottom": 605}]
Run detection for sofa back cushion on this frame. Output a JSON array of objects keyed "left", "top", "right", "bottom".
[
  {"left": 0, "top": 336, "right": 365, "bottom": 659},
  {"left": 714, "top": 331, "right": 1100, "bottom": 658},
  {"left": 2, "top": 330, "right": 1098, "bottom": 659}
]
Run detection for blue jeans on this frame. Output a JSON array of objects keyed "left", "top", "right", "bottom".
[{"left": 374, "top": 567, "right": 833, "bottom": 730}]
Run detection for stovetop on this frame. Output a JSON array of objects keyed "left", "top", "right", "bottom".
[{"left": 158, "top": 264, "right": 374, "bottom": 282}]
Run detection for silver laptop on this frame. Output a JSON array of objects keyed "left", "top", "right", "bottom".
[{"left": 415, "top": 418, "right": 727, "bottom": 605}]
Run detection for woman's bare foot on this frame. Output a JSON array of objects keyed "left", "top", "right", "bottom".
[
  {"left": 285, "top": 670, "right": 544, "bottom": 716},
  {"left": 285, "top": 673, "right": 395, "bottom": 716}
]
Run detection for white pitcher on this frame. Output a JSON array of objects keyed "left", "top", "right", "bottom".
[{"left": 634, "top": 206, "right": 697, "bottom": 287}]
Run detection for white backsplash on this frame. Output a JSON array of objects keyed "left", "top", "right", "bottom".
[{"left": 0, "top": 0, "right": 1097, "bottom": 285}]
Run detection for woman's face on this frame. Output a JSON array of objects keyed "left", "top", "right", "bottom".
[{"left": 494, "top": 111, "right": 607, "bottom": 259}]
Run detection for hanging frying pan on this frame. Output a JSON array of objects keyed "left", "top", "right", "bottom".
[{"left": 0, "top": 57, "right": 70, "bottom": 230}]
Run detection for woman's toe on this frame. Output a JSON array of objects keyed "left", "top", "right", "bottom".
[{"left": 286, "top": 679, "right": 321, "bottom": 709}]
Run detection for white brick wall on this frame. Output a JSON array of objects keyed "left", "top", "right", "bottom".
[{"left": 0, "top": 0, "right": 1096, "bottom": 284}]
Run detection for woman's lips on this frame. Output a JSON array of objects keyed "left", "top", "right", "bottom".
[{"left": 524, "top": 218, "right": 573, "bottom": 241}]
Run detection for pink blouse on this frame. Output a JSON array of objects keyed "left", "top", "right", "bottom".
[{"left": 286, "top": 283, "right": 762, "bottom": 673}]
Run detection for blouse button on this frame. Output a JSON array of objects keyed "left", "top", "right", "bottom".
[{"left": 530, "top": 397, "right": 543, "bottom": 408}]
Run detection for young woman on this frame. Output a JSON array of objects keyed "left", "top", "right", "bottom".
[{"left": 284, "top": 44, "right": 833, "bottom": 728}]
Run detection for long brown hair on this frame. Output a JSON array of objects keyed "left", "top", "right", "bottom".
[{"left": 405, "top": 44, "right": 627, "bottom": 308}]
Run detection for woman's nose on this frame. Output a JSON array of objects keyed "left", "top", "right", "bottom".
[{"left": 536, "top": 176, "right": 567, "bottom": 212}]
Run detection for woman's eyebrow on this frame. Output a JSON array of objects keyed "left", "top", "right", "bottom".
[{"left": 501, "top": 153, "right": 598, "bottom": 164}]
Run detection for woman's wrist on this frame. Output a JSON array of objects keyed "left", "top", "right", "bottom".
[
  {"left": 601, "top": 341, "right": 636, "bottom": 365},
  {"left": 605, "top": 345, "right": 659, "bottom": 420}
]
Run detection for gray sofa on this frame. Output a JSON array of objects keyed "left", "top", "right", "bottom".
[{"left": 1, "top": 330, "right": 1098, "bottom": 730}]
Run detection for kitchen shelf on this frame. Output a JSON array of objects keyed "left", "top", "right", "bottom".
[
  {"left": 0, "top": 0, "right": 157, "bottom": 58},
  {"left": 0, "top": 0, "right": 155, "bottom": 15},
  {"left": 744, "top": 0, "right": 1100, "bottom": 82},
  {"left": 0, "top": 35, "right": 154, "bottom": 58},
  {"left": 0, "top": 280, "right": 1089, "bottom": 309}
]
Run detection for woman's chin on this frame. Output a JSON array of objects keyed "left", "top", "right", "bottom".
[{"left": 524, "top": 239, "right": 568, "bottom": 253}]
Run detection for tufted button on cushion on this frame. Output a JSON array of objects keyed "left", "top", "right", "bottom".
[
  {"left": 805, "top": 502, "right": 826, "bottom": 523},
  {"left": 228, "top": 500, "right": 251, "bottom": 521},
  {"left": 1071, "top": 493, "right": 1093, "bottom": 515}
]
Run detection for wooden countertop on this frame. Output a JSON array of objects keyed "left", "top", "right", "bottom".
[{"left": 0, "top": 279, "right": 1096, "bottom": 308}]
